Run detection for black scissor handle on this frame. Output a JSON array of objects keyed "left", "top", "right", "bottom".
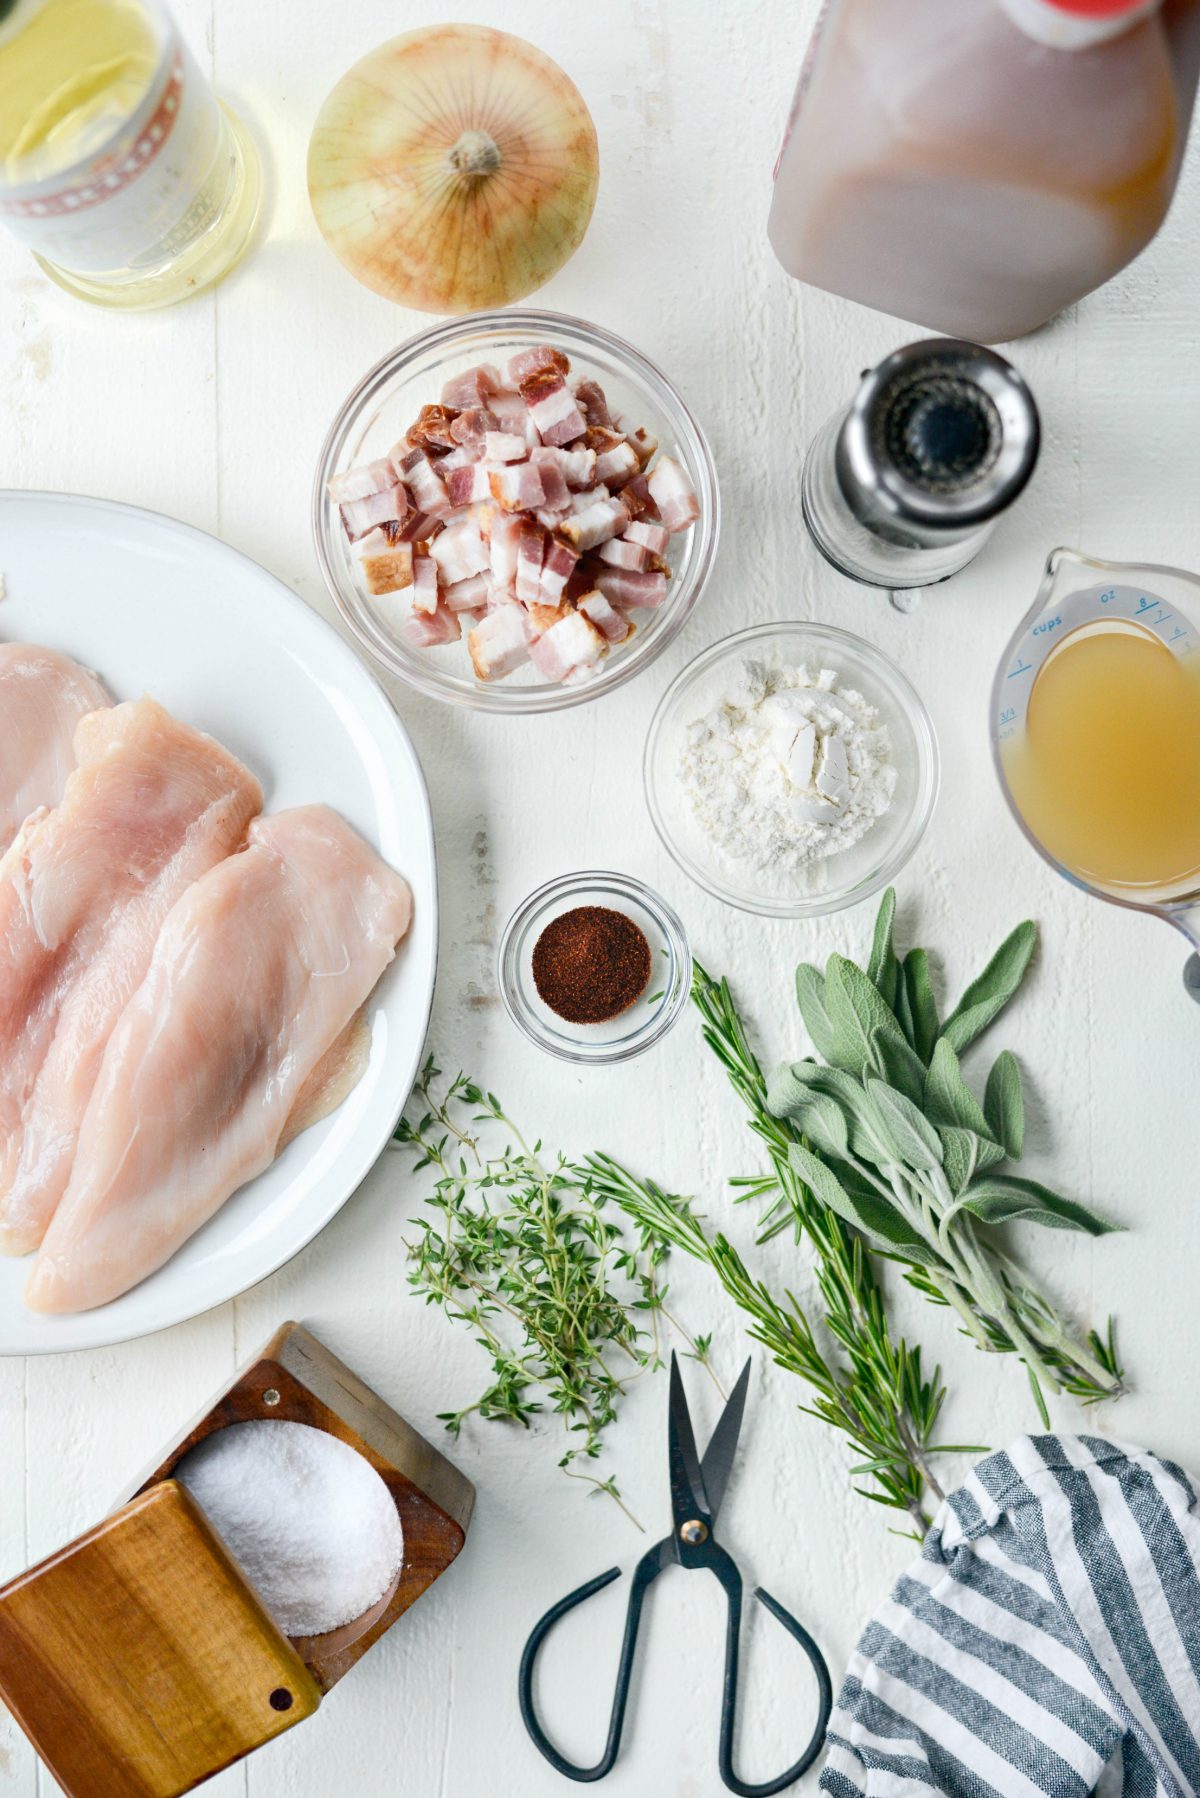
[
  {"left": 519, "top": 1548, "right": 664, "bottom": 1783},
  {"left": 708, "top": 1545, "right": 833, "bottom": 1798},
  {"left": 518, "top": 1544, "right": 832, "bottom": 1796}
]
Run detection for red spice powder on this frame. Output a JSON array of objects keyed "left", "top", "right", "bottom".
[{"left": 532, "top": 905, "right": 653, "bottom": 1025}]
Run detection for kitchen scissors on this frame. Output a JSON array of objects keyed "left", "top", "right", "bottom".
[{"left": 518, "top": 1354, "right": 833, "bottom": 1796}]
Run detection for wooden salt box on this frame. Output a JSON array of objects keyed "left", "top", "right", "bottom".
[{"left": 0, "top": 1322, "right": 474, "bottom": 1796}]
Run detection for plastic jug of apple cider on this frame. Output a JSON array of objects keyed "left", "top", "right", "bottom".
[{"left": 768, "top": 0, "right": 1200, "bottom": 343}]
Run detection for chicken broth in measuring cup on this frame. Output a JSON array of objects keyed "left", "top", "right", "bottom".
[{"left": 1004, "top": 618, "right": 1200, "bottom": 901}]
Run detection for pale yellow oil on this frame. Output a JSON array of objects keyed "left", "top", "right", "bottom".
[
  {"left": 0, "top": 0, "right": 260, "bottom": 308},
  {"left": 0, "top": 0, "right": 157, "bottom": 184},
  {"left": 1005, "top": 620, "right": 1200, "bottom": 901}
]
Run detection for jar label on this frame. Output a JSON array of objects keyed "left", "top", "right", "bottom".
[{"left": 0, "top": 32, "right": 223, "bottom": 273}]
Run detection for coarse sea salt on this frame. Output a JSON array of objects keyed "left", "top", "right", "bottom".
[{"left": 175, "top": 1420, "right": 404, "bottom": 1637}]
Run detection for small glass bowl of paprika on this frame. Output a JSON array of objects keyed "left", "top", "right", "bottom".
[{"left": 498, "top": 871, "right": 691, "bottom": 1064}]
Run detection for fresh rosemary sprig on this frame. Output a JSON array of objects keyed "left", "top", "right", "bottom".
[
  {"left": 767, "top": 889, "right": 1125, "bottom": 1424},
  {"left": 395, "top": 1058, "right": 717, "bottom": 1527},
  {"left": 585, "top": 1151, "right": 957, "bottom": 1537}
]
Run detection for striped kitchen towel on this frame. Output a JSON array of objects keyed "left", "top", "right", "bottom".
[{"left": 821, "top": 1435, "right": 1200, "bottom": 1797}]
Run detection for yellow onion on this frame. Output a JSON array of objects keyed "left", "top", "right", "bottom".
[{"left": 307, "top": 25, "right": 600, "bottom": 314}]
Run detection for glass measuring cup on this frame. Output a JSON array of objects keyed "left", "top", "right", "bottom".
[{"left": 992, "top": 547, "right": 1200, "bottom": 997}]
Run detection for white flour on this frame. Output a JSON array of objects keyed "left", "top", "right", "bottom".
[{"left": 679, "top": 659, "right": 896, "bottom": 874}]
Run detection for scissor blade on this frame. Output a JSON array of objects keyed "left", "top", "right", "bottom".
[
  {"left": 667, "top": 1352, "right": 711, "bottom": 1525},
  {"left": 699, "top": 1357, "right": 751, "bottom": 1526}
]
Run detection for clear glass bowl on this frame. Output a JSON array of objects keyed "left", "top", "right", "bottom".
[
  {"left": 498, "top": 871, "right": 691, "bottom": 1063},
  {"left": 644, "top": 622, "right": 940, "bottom": 918},
  {"left": 312, "top": 309, "right": 720, "bottom": 714}
]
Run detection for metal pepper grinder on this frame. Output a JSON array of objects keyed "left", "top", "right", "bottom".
[{"left": 801, "top": 339, "right": 1040, "bottom": 610}]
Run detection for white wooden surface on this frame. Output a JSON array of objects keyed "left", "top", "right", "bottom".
[{"left": 2, "top": 3, "right": 1198, "bottom": 1793}]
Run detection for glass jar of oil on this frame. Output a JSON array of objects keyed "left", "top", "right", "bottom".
[{"left": 0, "top": 0, "right": 261, "bottom": 309}]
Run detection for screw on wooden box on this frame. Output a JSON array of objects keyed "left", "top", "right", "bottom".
[{"left": 0, "top": 1322, "right": 475, "bottom": 1798}]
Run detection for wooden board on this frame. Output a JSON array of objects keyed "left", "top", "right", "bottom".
[
  {"left": 0, "top": 1483, "right": 320, "bottom": 1798},
  {"left": 121, "top": 1321, "right": 476, "bottom": 1690}
]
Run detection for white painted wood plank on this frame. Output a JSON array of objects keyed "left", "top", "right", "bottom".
[{"left": 1, "top": 0, "right": 1198, "bottom": 1790}]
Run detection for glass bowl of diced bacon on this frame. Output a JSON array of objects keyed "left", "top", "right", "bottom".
[{"left": 313, "top": 310, "right": 719, "bottom": 712}]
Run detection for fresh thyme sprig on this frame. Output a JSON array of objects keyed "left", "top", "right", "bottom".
[
  {"left": 395, "top": 1058, "right": 718, "bottom": 1527},
  {"left": 767, "top": 890, "right": 1124, "bottom": 1424}
]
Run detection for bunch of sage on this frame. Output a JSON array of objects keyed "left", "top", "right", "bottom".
[{"left": 767, "top": 889, "right": 1123, "bottom": 1422}]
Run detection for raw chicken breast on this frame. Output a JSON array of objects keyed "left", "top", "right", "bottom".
[
  {"left": 27, "top": 805, "right": 412, "bottom": 1315},
  {"left": 0, "top": 700, "right": 263, "bottom": 1257},
  {"left": 0, "top": 644, "right": 110, "bottom": 853}
]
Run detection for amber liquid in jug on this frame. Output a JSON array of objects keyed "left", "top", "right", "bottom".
[
  {"left": 1004, "top": 620, "right": 1200, "bottom": 900},
  {"left": 769, "top": 0, "right": 1200, "bottom": 342}
]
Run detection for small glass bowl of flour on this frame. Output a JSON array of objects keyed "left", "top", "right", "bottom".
[{"left": 645, "top": 622, "right": 938, "bottom": 916}]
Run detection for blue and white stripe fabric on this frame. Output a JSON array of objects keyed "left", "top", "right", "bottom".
[{"left": 821, "top": 1435, "right": 1200, "bottom": 1797}]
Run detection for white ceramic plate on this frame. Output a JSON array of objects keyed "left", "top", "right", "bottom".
[{"left": 0, "top": 492, "right": 437, "bottom": 1356}]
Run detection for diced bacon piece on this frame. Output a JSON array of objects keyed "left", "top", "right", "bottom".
[
  {"left": 529, "top": 612, "right": 607, "bottom": 682},
  {"left": 487, "top": 512, "right": 522, "bottom": 588},
  {"left": 574, "top": 378, "right": 615, "bottom": 430},
  {"left": 507, "top": 345, "right": 570, "bottom": 385},
  {"left": 450, "top": 406, "right": 499, "bottom": 450},
  {"left": 444, "top": 572, "right": 490, "bottom": 612},
  {"left": 352, "top": 521, "right": 404, "bottom": 556},
  {"left": 526, "top": 601, "right": 570, "bottom": 636},
  {"left": 535, "top": 507, "right": 570, "bottom": 532},
  {"left": 483, "top": 431, "right": 527, "bottom": 463},
  {"left": 516, "top": 523, "right": 545, "bottom": 604},
  {"left": 488, "top": 390, "right": 526, "bottom": 429},
  {"left": 647, "top": 456, "right": 700, "bottom": 533},
  {"left": 340, "top": 484, "right": 407, "bottom": 541},
  {"left": 621, "top": 472, "right": 660, "bottom": 522},
  {"left": 593, "top": 566, "right": 669, "bottom": 610},
  {"left": 540, "top": 538, "right": 580, "bottom": 604},
  {"left": 327, "top": 457, "right": 396, "bottom": 504},
  {"left": 568, "top": 483, "right": 610, "bottom": 512},
  {"left": 535, "top": 459, "right": 571, "bottom": 512},
  {"left": 580, "top": 590, "right": 633, "bottom": 643},
  {"left": 391, "top": 446, "right": 451, "bottom": 518},
  {"left": 533, "top": 444, "right": 596, "bottom": 489},
  {"left": 357, "top": 536, "right": 414, "bottom": 596},
  {"left": 395, "top": 509, "right": 442, "bottom": 544},
  {"left": 520, "top": 372, "right": 587, "bottom": 447},
  {"left": 437, "top": 445, "right": 476, "bottom": 471},
  {"left": 446, "top": 463, "right": 491, "bottom": 507},
  {"left": 488, "top": 461, "right": 547, "bottom": 513},
  {"left": 593, "top": 439, "right": 640, "bottom": 488},
  {"left": 623, "top": 519, "right": 670, "bottom": 554},
  {"left": 468, "top": 603, "right": 533, "bottom": 681},
  {"left": 595, "top": 536, "right": 652, "bottom": 571},
  {"left": 406, "top": 404, "right": 459, "bottom": 453},
  {"left": 410, "top": 556, "right": 439, "bottom": 614},
  {"left": 558, "top": 495, "right": 629, "bottom": 553},
  {"left": 628, "top": 426, "right": 657, "bottom": 469},
  {"left": 404, "top": 605, "right": 461, "bottom": 648},
  {"left": 441, "top": 364, "right": 500, "bottom": 409},
  {"left": 430, "top": 519, "right": 490, "bottom": 586}
]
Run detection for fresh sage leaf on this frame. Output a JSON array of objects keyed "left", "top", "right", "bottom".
[
  {"left": 961, "top": 1174, "right": 1119, "bottom": 1236},
  {"left": 767, "top": 1060, "right": 821, "bottom": 1121},
  {"left": 940, "top": 921, "right": 1036, "bottom": 1056},
  {"left": 788, "top": 1142, "right": 935, "bottom": 1260},
  {"left": 826, "top": 954, "right": 907, "bottom": 1079},
  {"left": 939, "top": 1126, "right": 1006, "bottom": 1197},
  {"left": 902, "top": 949, "right": 940, "bottom": 1065},
  {"left": 795, "top": 963, "right": 839, "bottom": 1064},
  {"left": 925, "top": 1037, "right": 994, "bottom": 1139},
  {"left": 792, "top": 1091, "right": 851, "bottom": 1160},
  {"left": 868, "top": 888, "right": 900, "bottom": 1012},
  {"left": 984, "top": 1051, "right": 1025, "bottom": 1160},
  {"left": 864, "top": 1078, "right": 944, "bottom": 1172},
  {"left": 869, "top": 1023, "right": 928, "bottom": 1110}
]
